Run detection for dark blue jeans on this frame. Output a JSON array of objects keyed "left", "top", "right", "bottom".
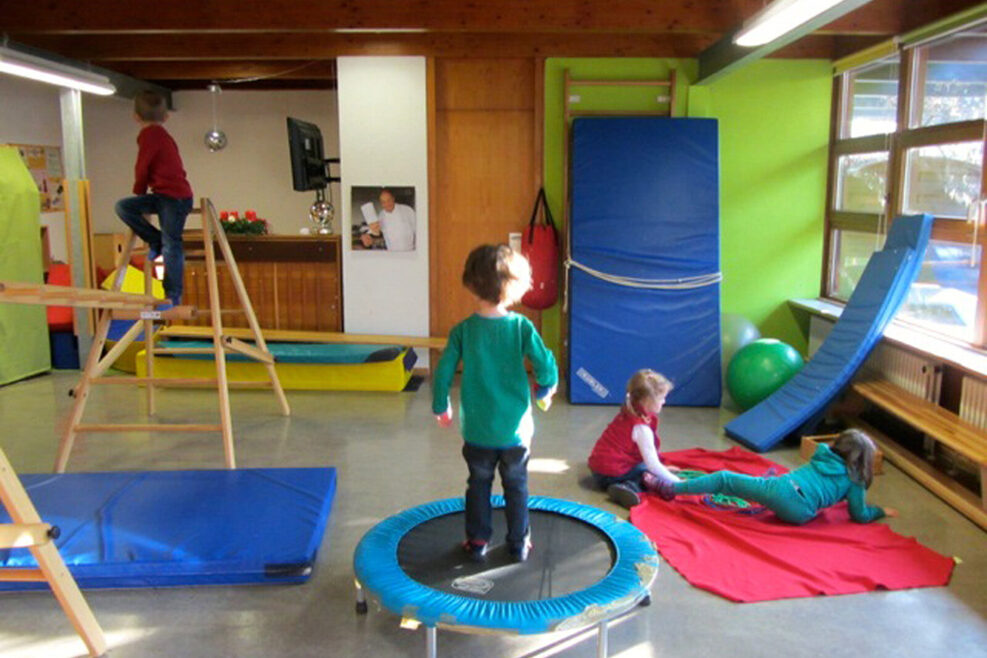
[
  {"left": 114, "top": 194, "right": 193, "bottom": 303},
  {"left": 592, "top": 463, "right": 647, "bottom": 492},
  {"left": 462, "top": 443, "right": 529, "bottom": 546}
]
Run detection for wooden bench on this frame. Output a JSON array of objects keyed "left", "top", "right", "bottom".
[{"left": 848, "top": 378, "right": 987, "bottom": 531}]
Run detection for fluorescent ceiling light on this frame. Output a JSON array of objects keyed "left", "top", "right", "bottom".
[
  {"left": 0, "top": 46, "right": 115, "bottom": 95},
  {"left": 734, "top": 0, "right": 849, "bottom": 47}
]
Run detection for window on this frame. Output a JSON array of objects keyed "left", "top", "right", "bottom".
[
  {"left": 827, "top": 22, "right": 987, "bottom": 347},
  {"left": 845, "top": 59, "right": 899, "bottom": 138},
  {"left": 913, "top": 26, "right": 987, "bottom": 128}
]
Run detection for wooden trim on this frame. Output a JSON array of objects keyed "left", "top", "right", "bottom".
[
  {"left": 829, "top": 211, "right": 882, "bottom": 232},
  {"left": 161, "top": 324, "right": 447, "bottom": 349},
  {"left": 898, "top": 119, "right": 986, "bottom": 149},
  {"left": 427, "top": 56, "right": 439, "bottom": 360},
  {"left": 832, "top": 133, "right": 892, "bottom": 155},
  {"left": 0, "top": 523, "right": 55, "bottom": 549}
]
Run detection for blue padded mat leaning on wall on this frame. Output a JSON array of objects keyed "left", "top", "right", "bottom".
[{"left": 725, "top": 213, "right": 933, "bottom": 452}]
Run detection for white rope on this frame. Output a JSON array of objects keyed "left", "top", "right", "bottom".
[{"left": 566, "top": 258, "right": 722, "bottom": 290}]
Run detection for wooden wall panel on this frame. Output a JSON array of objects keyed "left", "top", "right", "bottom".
[{"left": 433, "top": 58, "right": 541, "bottom": 338}]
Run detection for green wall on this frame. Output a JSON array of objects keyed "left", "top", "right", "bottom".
[{"left": 542, "top": 57, "right": 831, "bottom": 356}]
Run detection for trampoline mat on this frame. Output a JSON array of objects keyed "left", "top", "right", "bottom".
[{"left": 397, "top": 509, "right": 616, "bottom": 601}]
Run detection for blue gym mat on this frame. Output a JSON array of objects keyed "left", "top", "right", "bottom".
[
  {"left": 724, "top": 214, "right": 933, "bottom": 452},
  {"left": 568, "top": 117, "right": 721, "bottom": 406},
  {"left": 0, "top": 467, "right": 336, "bottom": 589},
  {"left": 158, "top": 340, "right": 405, "bottom": 364}
]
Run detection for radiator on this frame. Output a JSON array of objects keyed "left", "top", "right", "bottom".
[
  {"left": 809, "top": 316, "right": 940, "bottom": 400},
  {"left": 861, "top": 343, "right": 941, "bottom": 402},
  {"left": 959, "top": 377, "right": 987, "bottom": 430}
]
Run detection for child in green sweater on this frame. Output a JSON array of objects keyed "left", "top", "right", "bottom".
[{"left": 433, "top": 244, "right": 558, "bottom": 562}]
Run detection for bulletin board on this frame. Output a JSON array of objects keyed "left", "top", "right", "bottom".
[{"left": 12, "top": 143, "right": 65, "bottom": 212}]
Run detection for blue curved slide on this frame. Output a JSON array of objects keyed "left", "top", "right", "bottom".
[{"left": 725, "top": 214, "right": 933, "bottom": 452}]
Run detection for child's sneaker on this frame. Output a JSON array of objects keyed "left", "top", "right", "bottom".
[
  {"left": 461, "top": 539, "right": 488, "bottom": 562},
  {"left": 641, "top": 471, "right": 662, "bottom": 492},
  {"left": 607, "top": 482, "right": 641, "bottom": 509}
]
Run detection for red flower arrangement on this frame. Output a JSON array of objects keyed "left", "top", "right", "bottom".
[{"left": 219, "top": 209, "right": 269, "bottom": 235}]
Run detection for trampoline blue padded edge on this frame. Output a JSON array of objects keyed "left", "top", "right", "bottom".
[{"left": 353, "top": 496, "right": 659, "bottom": 634}]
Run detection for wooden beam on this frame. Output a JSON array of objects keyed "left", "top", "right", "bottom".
[
  {"left": 0, "top": 1, "right": 782, "bottom": 33},
  {"left": 0, "top": 523, "right": 55, "bottom": 549},
  {"left": 16, "top": 32, "right": 723, "bottom": 61},
  {"left": 161, "top": 324, "right": 448, "bottom": 349}
]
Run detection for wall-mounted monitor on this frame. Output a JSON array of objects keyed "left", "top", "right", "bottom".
[{"left": 287, "top": 117, "right": 327, "bottom": 191}]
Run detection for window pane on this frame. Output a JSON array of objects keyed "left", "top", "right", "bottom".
[
  {"left": 831, "top": 229, "right": 879, "bottom": 300},
  {"left": 845, "top": 58, "right": 899, "bottom": 137},
  {"left": 898, "top": 239, "right": 981, "bottom": 342},
  {"left": 835, "top": 152, "right": 889, "bottom": 213},
  {"left": 916, "top": 26, "right": 987, "bottom": 128},
  {"left": 903, "top": 142, "right": 983, "bottom": 218}
]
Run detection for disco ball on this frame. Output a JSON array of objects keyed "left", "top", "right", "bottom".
[
  {"left": 309, "top": 200, "right": 334, "bottom": 234},
  {"left": 204, "top": 129, "right": 227, "bottom": 152}
]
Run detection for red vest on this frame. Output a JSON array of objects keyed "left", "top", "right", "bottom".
[{"left": 588, "top": 409, "right": 660, "bottom": 476}]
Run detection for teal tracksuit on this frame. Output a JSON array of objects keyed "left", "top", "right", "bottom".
[{"left": 673, "top": 444, "right": 885, "bottom": 525}]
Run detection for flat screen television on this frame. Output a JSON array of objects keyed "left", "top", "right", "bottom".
[{"left": 287, "top": 117, "right": 327, "bottom": 191}]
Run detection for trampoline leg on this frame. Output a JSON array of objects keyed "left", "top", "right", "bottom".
[
  {"left": 425, "top": 626, "right": 437, "bottom": 658},
  {"left": 597, "top": 620, "right": 609, "bottom": 658},
  {"left": 355, "top": 581, "right": 368, "bottom": 615}
]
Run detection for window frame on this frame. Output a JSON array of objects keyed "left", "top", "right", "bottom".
[{"left": 824, "top": 34, "right": 987, "bottom": 348}]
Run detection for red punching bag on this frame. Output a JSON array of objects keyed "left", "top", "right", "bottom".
[{"left": 521, "top": 188, "right": 559, "bottom": 310}]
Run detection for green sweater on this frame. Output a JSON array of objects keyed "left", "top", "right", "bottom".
[{"left": 432, "top": 313, "right": 558, "bottom": 448}]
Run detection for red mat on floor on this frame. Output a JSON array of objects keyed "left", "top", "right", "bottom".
[{"left": 629, "top": 447, "right": 955, "bottom": 602}]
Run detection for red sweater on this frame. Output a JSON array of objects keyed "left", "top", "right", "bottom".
[
  {"left": 133, "top": 124, "right": 193, "bottom": 199},
  {"left": 588, "top": 409, "right": 660, "bottom": 476}
]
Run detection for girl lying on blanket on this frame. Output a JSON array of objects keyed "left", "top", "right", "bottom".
[{"left": 654, "top": 429, "right": 898, "bottom": 524}]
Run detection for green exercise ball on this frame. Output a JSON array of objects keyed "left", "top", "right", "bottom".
[{"left": 726, "top": 338, "right": 804, "bottom": 411}]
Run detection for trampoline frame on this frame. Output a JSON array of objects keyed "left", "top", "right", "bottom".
[{"left": 353, "top": 496, "right": 659, "bottom": 657}]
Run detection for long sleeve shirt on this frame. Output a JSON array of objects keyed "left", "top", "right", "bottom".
[
  {"left": 133, "top": 124, "right": 193, "bottom": 199},
  {"left": 432, "top": 312, "right": 557, "bottom": 448}
]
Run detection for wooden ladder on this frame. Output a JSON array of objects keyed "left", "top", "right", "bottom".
[
  {"left": 0, "top": 448, "right": 106, "bottom": 657},
  {"left": 54, "top": 196, "right": 290, "bottom": 472}
]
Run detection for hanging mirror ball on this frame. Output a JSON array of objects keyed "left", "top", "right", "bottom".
[{"left": 204, "top": 129, "right": 227, "bottom": 152}]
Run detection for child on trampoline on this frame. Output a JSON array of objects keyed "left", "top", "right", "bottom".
[
  {"left": 589, "top": 369, "right": 682, "bottom": 509},
  {"left": 433, "top": 244, "right": 558, "bottom": 563},
  {"left": 114, "top": 89, "right": 194, "bottom": 305},
  {"left": 654, "top": 429, "right": 898, "bottom": 524}
]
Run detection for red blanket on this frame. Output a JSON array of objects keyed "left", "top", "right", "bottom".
[{"left": 630, "top": 447, "right": 955, "bottom": 602}]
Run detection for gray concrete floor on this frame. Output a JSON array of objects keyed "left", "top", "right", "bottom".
[{"left": 0, "top": 371, "right": 985, "bottom": 658}]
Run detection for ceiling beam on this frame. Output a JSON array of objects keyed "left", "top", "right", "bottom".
[
  {"left": 0, "top": 0, "right": 946, "bottom": 34},
  {"left": 12, "top": 32, "right": 862, "bottom": 64},
  {"left": 696, "top": 0, "right": 876, "bottom": 85}
]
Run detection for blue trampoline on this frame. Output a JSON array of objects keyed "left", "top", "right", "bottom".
[{"left": 353, "top": 496, "right": 658, "bottom": 656}]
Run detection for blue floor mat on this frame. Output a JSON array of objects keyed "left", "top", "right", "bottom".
[
  {"left": 0, "top": 467, "right": 336, "bottom": 589},
  {"left": 724, "top": 214, "right": 933, "bottom": 451}
]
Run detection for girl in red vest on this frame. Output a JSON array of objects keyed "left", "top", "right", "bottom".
[{"left": 588, "top": 369, "right": 681, "bottom": 508}]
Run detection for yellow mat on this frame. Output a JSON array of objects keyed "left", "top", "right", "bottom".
[{"left": 135, "top": 348, "right": 414, "bottom": 391}]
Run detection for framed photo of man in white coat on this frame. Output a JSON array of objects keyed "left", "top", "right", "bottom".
[{"left": 351, "top": 186, "right": 416, "bottom": 252}]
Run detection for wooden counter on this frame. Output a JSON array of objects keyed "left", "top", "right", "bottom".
[{"left": 179, "top": 234, "right": 342, "bottom": 332}]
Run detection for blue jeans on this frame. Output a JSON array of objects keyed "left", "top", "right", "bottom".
[
  {"left": 674, "top": 472, "right": 817, "bottom": 524},
  {"left": 462, "top": 443, "right": 529, "bottom": 546},
  {"left": 114, "top": 194, "right": 193, "bottom": 303},
  {"left": 592, "top": 463, "right": 648, "bottom": 492}
]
